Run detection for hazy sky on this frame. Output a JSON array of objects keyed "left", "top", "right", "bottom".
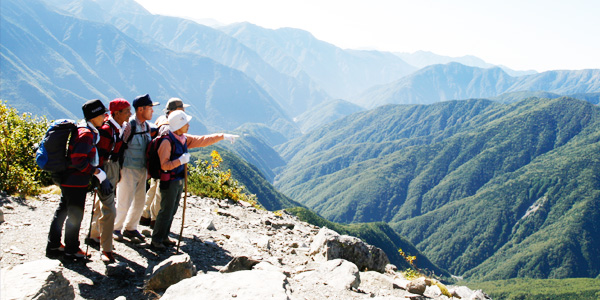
[{"left": 135, "top": 0, "right": 599, "bottom": 72}]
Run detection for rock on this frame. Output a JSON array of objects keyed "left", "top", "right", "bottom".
[
  {"left": 385, "top": 264, "right": 398, "bottom": 275},
  {"left": 449, "top": 285, "right": 475, "bottom": 298},
  {"left": 215, "top": 208, "right": 238, "bottom": 219},
  {"left": 200, "top": 217, "right": 216, "bottom": 230},
  {"left": 469, "top": 289, "right": 492, "bottom": 300},
  {"left": 145, "top": 253, "right": 196, "bottom": 291},
  {"left": 161, "top": 270, "right": 289, "bottom": 300},
  {"left": 0, "top": 208, "right": 4, "bottom": 223},
  {"left": 105, "top": 262, "right": 131, "bottom": 277},
  {"left": 309, "top": 227, "right": 390, "bottom": 273},
  {"left": 406, "top": 277, "right": 427, "bottom": 295},
  {"left": 393, "top": 277, "right": 411, "bottom": 290},
  {"left": 424, "top": 283, "right": 443, "bottom": 298},
  {"left": 359, "top": 271, "right": 395, "bottom": 291},
  {"left": 294, "top": 259, "right": 360, "bottom": 291},
  {"left": 1, "top": 259, "right": 75, "bottom": 300},
  {"left": 220, "top": 256, "right": 261, "bottom": 273}
]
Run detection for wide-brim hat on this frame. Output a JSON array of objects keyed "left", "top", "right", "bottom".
[
  {"left": 168, "top": 110, "right": 193, "bottom": 132},
  {"left": 164, "top": 97, "right": 190, "bottom": 113}
]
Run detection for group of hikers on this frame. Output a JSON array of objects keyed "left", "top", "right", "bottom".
[{"left": 45, "top": 95, "right": 238, "bottom": 263}]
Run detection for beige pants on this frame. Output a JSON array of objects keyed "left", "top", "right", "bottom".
[
  {"left": 90, "top": 160, "right": 119, "bottom": 252},
  {"left": 114, "top": 167, "right": 147, "bottom": 232},
  {"left": 142, "top": 178, "right": 162, "bottom": 221}
]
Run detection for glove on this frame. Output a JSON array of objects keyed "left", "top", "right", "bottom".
[
  {"left": 223, "top": 134, "right": 239, "bottom": 144},
  {"left": 94, "top": 169, "right": 106, "bottom": 183},
  {"left": 100, "top": 180, "right": 113, "bottom": 195},
  {"left": 179, "top": 153, "right": 191, "bottom": 164}
]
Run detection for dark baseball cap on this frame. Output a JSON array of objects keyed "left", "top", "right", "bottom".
[{"left": 132, "top": 94, "right": 159, "bottom": 109}]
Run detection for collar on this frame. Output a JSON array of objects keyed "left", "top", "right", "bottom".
[{"left": 86, "top": 121, "right": 101, "bottom": 144}]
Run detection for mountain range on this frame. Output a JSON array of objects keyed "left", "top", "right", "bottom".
[
  {"left": 3, "top": 0, "right": 600, "bottom": 284},
  {"left": 354, "top": 63, "right": 600, "bottom": 108}
]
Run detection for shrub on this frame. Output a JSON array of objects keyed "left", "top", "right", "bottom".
[
  {"left": 0, "top": 101, "right": 49, "bottom": 195},
  {"left": 188, "top": 150, "right": 260, "bottom": 208}
]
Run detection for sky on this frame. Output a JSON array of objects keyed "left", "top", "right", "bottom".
[{"left": 134, "top": 0, "right": 600, "bottom": 73}]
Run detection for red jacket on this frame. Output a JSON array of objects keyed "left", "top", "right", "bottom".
[{"left": 61, "top": 125, "right": 98, "bottom": 188}]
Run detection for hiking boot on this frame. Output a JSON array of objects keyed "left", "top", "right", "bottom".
[
  {"left": 45, "top": 243, "right": 65, "bottom": 258},
  {"left": 64, "top": 248, "right": 91, "bottom": 261},
  {"left": 163, "top": 237, "right": 177, "bottom": 246},
  {"left": 101, "top": 251, "right": 116, "bottom": 263},
  {"left": 150, "top": 240, "right": 166, "bottom": 251},
  {"left": 139, "top": 216, "right": 151, "bottom": 226},
  {"left": 124, "top": 230, "right": 145, "bottom": 242},
  {"left": 113, "top": 230, "right": 124, "bottom": 241},
  {"left": 84, "top": 236, "right": 100, "bottom": 248}
]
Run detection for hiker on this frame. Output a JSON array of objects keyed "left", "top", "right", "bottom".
[
  {"left": 150, "top": 111, "right": 238, "bottom": 250},
  {"left": 113, "top": 94, "right": 158, "bottom": 243},
  {"left": 140, "top": 97, "right": 190, "bottom": 229},
  {"left": 86, "top": 98, "right": 131, "bottom": 263},
  {"left": 46, "top": 99, "right": 111, "bottom": 260}
]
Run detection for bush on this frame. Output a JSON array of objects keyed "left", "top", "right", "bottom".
[
  {"left": 188, "top": 150, "right": 260, "bottom": 208},
  {"left": 0, "top": 101, "right": 49, "bottom": 195}
]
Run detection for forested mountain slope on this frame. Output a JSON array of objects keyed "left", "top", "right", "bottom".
[{"left": 275, "top": 97, "right": 600, "bottom": 279}]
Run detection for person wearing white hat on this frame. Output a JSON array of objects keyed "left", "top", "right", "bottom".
[
  {"left": 140, "top": 97, "right": 189, "bottom": 229},
  {"left": 150, "top": 110, "right": 238, "bottom": 250}
]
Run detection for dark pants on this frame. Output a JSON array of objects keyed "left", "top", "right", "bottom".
[
  {"left": 47, "top": 186, "right": 88, "bottom": 254},
  {"left": 152, "top": 179, "right": 184, "bottom": 244}
]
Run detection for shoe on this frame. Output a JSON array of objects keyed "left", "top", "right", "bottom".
[
  {"left": 113, "top": 230, "right": 124, "bottom": 241},
  {"left": 139, "top": 216, "right": 151, "bottom": 226},
  {"left": 150, "top": 240, "right": 166, "bottom": 251},
  {"left": 64, "top": 248, "right": 91, "bottom": 260},
  {"left": 101, "top": 251, "right": 116, "bottom": 263},
  {"left": 150, "top": 220, "right": 155, "bottom": 229},
  {"left": 163, "top": 237, "right": 177, "bottom": 246},
  {"left": 124, "top": 230, "right": 146, "bottom": 242},
  {"left": 45, "top": 243, "right": 65, "bottom": 258},
  {"left": 84, "top": 236, "right": 100, "bottom": 248}
]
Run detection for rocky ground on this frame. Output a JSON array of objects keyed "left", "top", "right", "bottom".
[{"left": 1, "top": 190, "right": 490, "bottom": 300}]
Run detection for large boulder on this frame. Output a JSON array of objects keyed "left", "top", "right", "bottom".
[
  {"left": 145, "top": 253, "right": 196, "bottom": 291},
  {"left": 294, "top": 259, "right": 360, "bottom": 291},
  {"left": 309, "top": 227, "right": 389, "bottom": 273},
  {"left": 0, "top": 259, "right": 74, "bottom": 300},
  {"left": 161, "top": 270, "right": 289, "bottom": 300}
]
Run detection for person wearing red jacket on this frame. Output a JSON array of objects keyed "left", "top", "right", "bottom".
[
  {"left": 86, "top": 98, "right": 131, "bottom": 263},
  {"left": 46, "top": 99, "right": 112, "bottom": 260}
]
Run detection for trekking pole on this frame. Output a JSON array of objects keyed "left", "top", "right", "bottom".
[
  {"left": 85, "top": 188, "right": 98, "bottom": 256},
  {"left": 176, "top": 164, "right": 188, "bottom": 253}
]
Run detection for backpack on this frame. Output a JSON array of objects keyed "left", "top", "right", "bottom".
[
  {"left": 146, "top": 134, "right": 174, "bottom": 180},
  {"left": 36, "top": 119, "right": 78, "bottom": 173}
]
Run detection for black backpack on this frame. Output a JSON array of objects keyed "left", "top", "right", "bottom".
[{"left": 36, "top": 119, "right": 78, "bottom": 173}]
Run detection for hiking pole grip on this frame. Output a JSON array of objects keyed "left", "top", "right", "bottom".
[{"left": 177, "top": 164, "right": 188, "bottom": 253}]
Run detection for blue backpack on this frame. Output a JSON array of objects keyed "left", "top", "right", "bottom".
[{"left": 36, "top": 119, "right": 78, "bottom": 173}]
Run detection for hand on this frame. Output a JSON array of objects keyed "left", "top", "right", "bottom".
[
  {"left": 223, "top": 134, "right": 239, "bottom": 144},
  {"left": 179, "top": 153, "right": 190, "bottom": 164},
  {"left": 100, "top": 180, "right": 113, "bottom": 195},
  {"left": 95, "top": 169, "right": 106, "bottom": 183}
]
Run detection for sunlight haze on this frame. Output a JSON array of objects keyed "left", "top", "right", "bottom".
[{"left": 133, "top": 1, "right": 597, "bottom": 72}]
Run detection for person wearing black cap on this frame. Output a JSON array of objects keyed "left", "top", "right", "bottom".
[
  {"left": 46, "top": 99, "right": 113, "bottom": 260},
  {"left": 113, "top": 94, "right": 159, "bottom": 243}
]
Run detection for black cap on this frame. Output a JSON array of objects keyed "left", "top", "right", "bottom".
[
  {"left": 82, "top": 99, "right": 108, "bottom": 120},
  {"left": 132, "top": 94, "right": 159, "bottom": 109}
]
